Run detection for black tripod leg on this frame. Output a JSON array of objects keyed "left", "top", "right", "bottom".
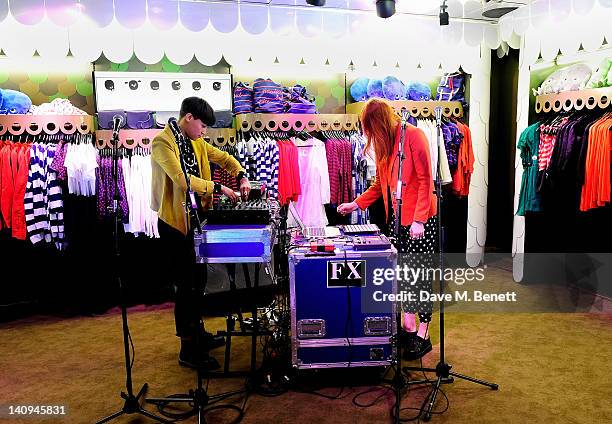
[
  {"left": 139, "top": 407, "right": 175, "bottom": 424},
  {"left": 404, "top": 377, "right": 453, "bottom": 387},
  {"left": 422, "top": 376, "right": 444, "bottom": 422},
  {"left": 224, "top": 314, "right": 232, "bottom": 374},
  {"left": 449, "top": 371, "right": 498, "bottom": 390},
  {"left": 135, "top": 383, "right": 148, "bottom": 400},
  {"left": 95, "top": 410, "right": 124, "bottom": 424}
]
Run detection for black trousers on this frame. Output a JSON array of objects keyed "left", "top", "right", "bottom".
[{"left": 158, "top": 219, "right": 204, "bottom": 338}]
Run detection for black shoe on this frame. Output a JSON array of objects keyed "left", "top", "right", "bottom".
[
  {"left": 400, "top": 328, "right": 417, "bottom": 348},
  {"left": 200, "top": 331, "right": 225, "bottom": 350},
  {"left": 178, "top": 344, "right": 220, "bottom": 370},
  {"left": 403, "top": 336, "right": 432, "bottom": 361}
]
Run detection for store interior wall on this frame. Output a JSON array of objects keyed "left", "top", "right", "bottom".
[
  {"left": 0, "top": 55, "right": 478, "bottom": 319},
  {"left": 514, "top": 49, "right": 612, "bottom": 299},
  {"left": 486, "top": 48, "right": 519, "bottom": 253}
]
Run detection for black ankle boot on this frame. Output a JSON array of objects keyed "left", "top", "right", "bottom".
[
  {"left": 179, "top": 340, "right": 220, "bottom": 370},
  {"left": 403, "top": 336, "right": 432, "bottom": 361}
]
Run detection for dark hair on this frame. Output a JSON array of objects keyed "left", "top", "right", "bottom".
[{"left": 179, "top": 97, "right": 216, "bottom": 126}]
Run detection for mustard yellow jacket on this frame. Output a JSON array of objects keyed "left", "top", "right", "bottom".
[{"left": 151, "top": 125, "right": 245, "bottom": 235}]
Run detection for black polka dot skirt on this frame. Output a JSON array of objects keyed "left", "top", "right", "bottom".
[{"left": 397, "top": 216, "right": 438, "bottom": 323}]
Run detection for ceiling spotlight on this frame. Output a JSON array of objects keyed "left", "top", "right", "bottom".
[
  {"left": 376, "top": 0, "right": 396, "bottom": 18},
  {"left": 306, "top": 0, "right": 325, "bottom": 6},
  {"left": 439, "top": 0, "right": 449, "bottom": 26}
]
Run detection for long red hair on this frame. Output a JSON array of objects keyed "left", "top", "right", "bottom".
[{"left": 361, "top": 98, "right": 400, "bottom": 173}]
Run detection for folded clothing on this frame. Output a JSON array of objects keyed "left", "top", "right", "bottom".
[
  {"left": 286, "top": 85, "right": 317, "bottom": 114},
  {"left": 28, "top": 98, "right": 87, "bottom": 115},
  {"left": 253, "top": 78, "right": 286, "bottom": 114},
  {"left": 233, "top": 82, "right": 254, "bottom": 114}
]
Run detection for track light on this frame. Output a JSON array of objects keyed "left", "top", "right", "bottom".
[
  {"left": 306, "top": 0, "right": 325, "bottom": 6},
  {"left": 439, "top": 0, "right": 449, "bottom": 26},
  {"left": 376, "top": 0, "right": 396, "bottom": 18}
]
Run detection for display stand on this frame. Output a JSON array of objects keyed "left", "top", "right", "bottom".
[
  {"left": 95, "top": 128, "right": 237, "bottom": 149},
  {"left": 235, "top": 113, "right": 360, "bottom": 132},
  {"left": 346, "top": 100, "right": 464, "bottom": 119},
  {"left": 0, "top": 114, "right": 95, "bottom": 136},
  {"left": 535, "top": 87, "right": 612, "bottom": 114}
]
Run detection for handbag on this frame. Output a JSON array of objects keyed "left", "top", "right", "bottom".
[
  {"left": 126, "top": 110, "right": 155, "bottom": 129},
  {"left": 211, "top": 110, "right": 233, "bottom": 128},
  {"left": 97, "top": 110, "right": 126, "bottom": 130}
]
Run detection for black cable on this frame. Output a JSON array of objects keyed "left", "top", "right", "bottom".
[
  {"left": 352, "top": 385, "right": 392, "bottom": 408},
  {"left": 128, "top": 329, "right": 135, "bottom": 371},
  {"left": 343, "top": 250, "right": 353, "bottom": 370},
  {"left": 393, "top": 357, "right": 450, "bottom": 422}
]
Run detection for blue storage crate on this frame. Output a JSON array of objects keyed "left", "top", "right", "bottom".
[{"left": 289, "top": 244, "right": 398, "bottom": 369}]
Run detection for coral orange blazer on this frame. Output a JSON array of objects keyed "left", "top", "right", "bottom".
[{"left": 355, "top": 124, "right": 437, "bottom": 226}]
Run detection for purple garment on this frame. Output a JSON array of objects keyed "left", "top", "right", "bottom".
[
  {"left": 96, "top": 156, "right": 129, "bottom": 223},
  {"left": 441, "top": 122, "right": 462, "bottom": 170},
  {"left": 49, "top": 141, "right": 68, "bottom": 180}
]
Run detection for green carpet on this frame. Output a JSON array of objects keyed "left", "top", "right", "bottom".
[{"left": 1, "top": 265, "right": 611, "bottom": 424}]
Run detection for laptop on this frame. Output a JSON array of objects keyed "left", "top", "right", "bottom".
[{"left": 289, "top": 203, "right": 341, "bottom": 239}]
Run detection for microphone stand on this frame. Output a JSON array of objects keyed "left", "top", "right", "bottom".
[
  {"left": 387, "top": 109, "right": 409, "bottom": 424},
  {"left": 146, "top": 122, "right": 246, "bottom": 423},
  {"left": 96, "top": 126, "right": 172, "bottom": 424},
  {"left": 402, "top": 107, "right": 498, "bottom": 421}
]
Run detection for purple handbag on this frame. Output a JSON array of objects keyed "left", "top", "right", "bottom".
[
  {"left": 126, "top": 110, "right": 155, "bottom": 129},
  {"left": 97, "top": 110, "right": 126, "bottom": 130}
]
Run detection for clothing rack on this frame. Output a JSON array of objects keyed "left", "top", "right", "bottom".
[
  {"left": 346, "top": 100, "right": 464, "bottom": 118},
  {"left": 0, "top": 115, "right": 95, "bottom": 136},
  {"left": 95, "top": 128, "right": 237, "bottom": 149},
  {"left": 235, "top": 113, "right": 360, "bottom": 132},
  {"left": 535, "top": 87, "right": 612, "bottom": 114}
]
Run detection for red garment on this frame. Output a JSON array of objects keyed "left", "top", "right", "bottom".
[
  {"left": 579, "top": 115, "right": 612, "bottom": 211},
  {"left": 12, "top": 144, "right": 31, "bottom": 240},
  {"left": 325, "top": 138, "right": 353, "bottom": 204},
  {"left": 0, "top": 143, "right": 4, "bottom": 230},
  {"left": 451, "top": 122, "right": 474, "bottom": 197},
  {"left": 1, "top": 142, "right": 15, "bottom": 229},
  {"left": 538, "top": 117, "right": 568, "bottom": 171},
  {"left": 277, "top": 139, "right": 301, "bottom": 206},
  {"left": 212, "top": 167, "right": 239, "bottom": 207},
  {"left": 325, "top": 139, "right": 338, "bottom": 203},
  {"left": 355, "top": 124, "right": 437, "bottom": 226}
]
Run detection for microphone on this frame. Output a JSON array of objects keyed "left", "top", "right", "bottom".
[{"left": 112, "top": 114, "right": 123, "bottom": 134}]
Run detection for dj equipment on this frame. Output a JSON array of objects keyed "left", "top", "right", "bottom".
[
  {"left": 309, "top": 240, "right": 335, "bottom": 252},
  {"left": 205, "top": 199, "right": 271, "bottom": 225},
  {"left": 289, "top": 203, "right": 341, "bottom": 239},
  {"left": 303, "top": 226, "right": 341, "bottom": 238},
  {"left": 288, "top": 239, "right": 397, "bottom": 369},
  {"left": 352, "top": 234, "right": 392, "bottom": 251},
  {"left": 194, "top": 224, "right": 274, "bottom": 263},
  {"left": 342, "top": 224, "right": 380, "bottom": 234}
]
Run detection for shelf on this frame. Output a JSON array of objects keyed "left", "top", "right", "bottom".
[
  {"left": 235, "top": 113, "right": 360, "bottom": 132},
  {"left": 95, "top": 128, "right": 237, "bottom": 149},
  {"left": 535, "top": 87, "right": 612, "bottom": 113},
  {"left": 0, "top": 114, "right": 94, "bottom": 136},
  {"left": 346, "top": 101, "right": 464, "bottom": 118}
]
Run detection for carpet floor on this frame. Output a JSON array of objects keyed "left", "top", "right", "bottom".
[{"left": 1, "top": 265, "right": 611, "bottom": 424}]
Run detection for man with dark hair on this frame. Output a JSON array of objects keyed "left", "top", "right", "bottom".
[{"left": 151, "top": 97, "right": 251, "bottom": 369}]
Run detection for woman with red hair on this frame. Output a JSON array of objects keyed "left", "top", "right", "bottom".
[{"left": 338, "top": 98, "right": 437, "bottom": 360}]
